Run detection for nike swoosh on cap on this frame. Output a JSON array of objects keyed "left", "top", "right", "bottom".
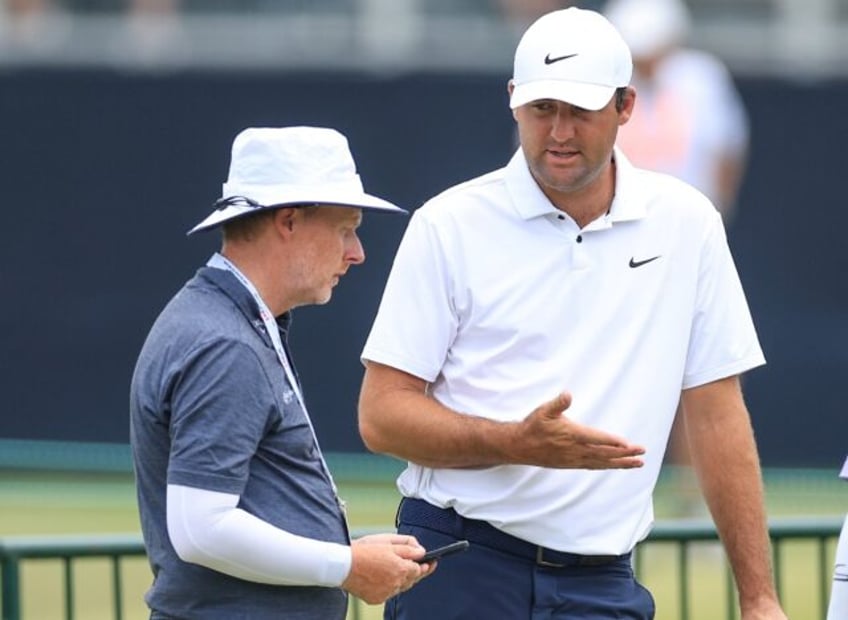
[{"left": 544, "top": 53, "right": 578, "bottom": 65}]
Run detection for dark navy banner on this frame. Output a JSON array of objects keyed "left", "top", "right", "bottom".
[{"left": 1, "top": 69, "right": 845, "bottom": 467}]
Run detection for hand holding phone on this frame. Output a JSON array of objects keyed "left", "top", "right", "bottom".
[{"left": 417, "top": 540, "right": 470, "bottom": 563}]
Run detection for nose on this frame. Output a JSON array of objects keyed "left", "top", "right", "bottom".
[
  {"left": 550, "top": 103, "right": 575, "bottom": 142},
  {"left": 346, "top": 234, "right": 365, "bottom": 265}
]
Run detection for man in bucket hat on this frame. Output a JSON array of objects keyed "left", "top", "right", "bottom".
[
  {"left": 130, "top": 126, "right": 433, "bottom": 619},
  {"left": 358, "top": 8, "right": 786, "bottom": 619}
]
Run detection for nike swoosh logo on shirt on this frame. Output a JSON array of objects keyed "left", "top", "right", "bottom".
[{"left": 629, "top": 256, "right": 661, "bottom": 268}]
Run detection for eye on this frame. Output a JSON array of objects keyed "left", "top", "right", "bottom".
[
  {"left": 530, "top": 100, "right": 555, "bottom": 113},
  {"left": 342, "top": 225, "right": 360, "bottom": 239}
]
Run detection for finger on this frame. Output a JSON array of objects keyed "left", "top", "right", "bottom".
[
  {"left": 420, "top": 559, "right": 438, "bottom": 576},
  {"left": 381, "top": 533, "right": 423, "bottom": 548},
  {"left": 569, "top": 421, "right": 642, "bottom": 449},
  {"left": 539, "top": 391, "right": 573, "bottom": 418},
  {"left": 411, "top": 558, "right": 437, "bottom": 573},
  {"left": 586, "top": 441, "right": 645, "bottom": 454},
  {"left": 585, "top": 455, "right": 645, "bottom": 469},
  {"left": 408, "top": 560, "right": 429, "bottom": 583},
  {"left": 586, "top": 443, "right": 646, "bottom": 459},
  {"left": 608, "top": 456, "right": 645, "bottom": 468},
  {"left": 580, "top": 445, "right": 646, "bottom": 469},
  {"left": 396, "top": 535, "right": 424, "bottom": 550},
  {"left": 393, "top": 544, "right": 426, "bottom": 561}
]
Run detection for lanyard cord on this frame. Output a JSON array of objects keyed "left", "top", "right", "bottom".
[{"left": 207, "top": 253, "right": 344, "bottom": 508}]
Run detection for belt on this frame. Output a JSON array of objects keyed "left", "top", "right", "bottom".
[{"left": 398, "top": 498, "right": 628, "bottom": 568}]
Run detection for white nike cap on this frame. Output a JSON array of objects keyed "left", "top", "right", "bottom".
[
  {"left": 188, "top": 126, "right": 406, "bottom": 235},
  {"left": 510, "top": 7, "right": 632, "bottom": 111}
]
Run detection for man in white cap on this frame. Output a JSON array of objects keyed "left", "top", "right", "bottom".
[
  {"left": 130, "top": 126, "right": 433, "bottom": 619},
  {"left": 359, "top": 8, "right": 786, "bottom": 619}
]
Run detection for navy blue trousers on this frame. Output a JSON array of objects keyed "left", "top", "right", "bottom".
[{"left": 386, "top": 502, "right": 655, "bottom": 620}]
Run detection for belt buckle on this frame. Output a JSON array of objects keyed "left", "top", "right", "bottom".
[{"left": 535, "top": 546, "right": 566, "bottom": 568}]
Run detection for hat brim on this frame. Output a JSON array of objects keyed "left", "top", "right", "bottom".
[
  {"left": 187, "top": 191, "right": 406, "bottom": 235},
  {"left": 510, "top": 80, "right": 618, "bottom": 111}
]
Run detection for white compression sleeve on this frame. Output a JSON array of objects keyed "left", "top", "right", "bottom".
[
  {"left": 166, "top": 484, "right": 352, "bottom": 587},
  {"left": 827, "top": 513, "right": 848, "bottom": 620}
]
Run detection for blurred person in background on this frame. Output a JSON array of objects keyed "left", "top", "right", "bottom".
[
  {"left": 495, "top": 0, "right": 574, "bottom": 24},
  {"left": 604, "top": 0, "right": 752, "bottom": 516},
  {"left": 358, "top": 8, "right": 785, "bottom": 620},
  {"left": 827, "top": 455, "right": 848, "bottom": 619},
  {"left": 494, "top": 0, "right": 611, "bottom": 26},
  {"left": 604, "top": 0, "right": 749, "bottom": 223},
  {"left": 0, "top": 0, "right": 69, "bottom": 53},
  {"left": 120, "top": 0, "right": 186, "bottom": 64},
  {"left": 130, "top": 126, "right": 433, "bottom": 619}
]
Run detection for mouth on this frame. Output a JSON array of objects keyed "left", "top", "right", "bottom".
[{"left": 546, "top": 146, "right": 579, "bottom": 162}]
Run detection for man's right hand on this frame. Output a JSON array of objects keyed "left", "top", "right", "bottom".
[
  {"left": 342, "top": 534, "right": 434, "bottom": 605},
  {"left": 509, "top": 391, "right": 646, "bottom": 469}
]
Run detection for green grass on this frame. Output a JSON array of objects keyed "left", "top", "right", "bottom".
[{"left": 0, "top": 466, "right": 844, "bottom": 619}]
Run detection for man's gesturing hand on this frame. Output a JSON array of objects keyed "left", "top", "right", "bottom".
[{"left": 509, "top": 392, "right": 645, "bottom": 469}]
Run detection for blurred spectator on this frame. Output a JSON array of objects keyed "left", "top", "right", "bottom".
[
  {"left": 494, "top": 1, "right": 607, "bottom": 26},
  {"left": 494, "top": 0, "right": 572, "bottom": 24},
  {"left": 605, "top": 0, "right": 751, "bottom": 517},
  {"left": 604, "top": 0, "right": 749, "bottom": 224},
  {"left": 0, "top": 0, "right": 69, "bottom": 54},
  {"left": 129, "top": 0, "right": 180, "bottom": 16},
  {"left": 119, "top": 0, "right": 187, "bottom": 65}
]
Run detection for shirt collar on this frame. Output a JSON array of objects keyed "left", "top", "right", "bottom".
[
  {"left": 607, "top": 148, "right": 649, "bottom": 223},
  {"left": 197, "top": 266, "right": 293, "bottom": 341},
  {"left": 505, "top": 149, "right": 561, "bottom": 221},
  {"left": 504, "top": 146, "right": 649, "bottom": 224}
]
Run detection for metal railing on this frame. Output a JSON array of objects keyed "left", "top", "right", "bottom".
[
  {"left": 1, "top": 517, "right": 842, "bottom": 620},
  {"left": 0, "top": 534, "right": 144, "bottom": 620},
  {"left": 634, "top": 516, "right": 843, "bottom": 619}
]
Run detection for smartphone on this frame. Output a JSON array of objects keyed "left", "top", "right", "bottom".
[{"left": 417, "top": 540, "right": 470, "bottom": 563}]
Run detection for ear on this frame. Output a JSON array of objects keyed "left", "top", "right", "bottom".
[
  {"left": 271, "top": 207, "right": 298, "bottom": 238},
  {"left": 507, "top": 81, "right": 520, "bottom": 121},
  {"left": 618, "top": 86, "right": 637, "bottom": 126}
]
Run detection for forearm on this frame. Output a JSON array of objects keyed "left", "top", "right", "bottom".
[
  {"left": 697, "top": 429, "right": 775, "bottom": 608},
  {"left": 358, "top": 362, "right": 517, "bottom": 468},
  {"left": 359, "top": 362, "right": 645, "bottom": 470},
  {"left": 167, "top": 484, "right": 351, "bottom": 586},
  {"left": 683, "top": 379, "right": 780, "bottom": 613}
]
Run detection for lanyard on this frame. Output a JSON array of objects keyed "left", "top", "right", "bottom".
[{"left": 207, "top": 253, "right": 344, "bottom": 508}]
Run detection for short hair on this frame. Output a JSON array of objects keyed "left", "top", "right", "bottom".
[
  {"left": 614, "top": 87, "right": 628, "bottom": 112},
  {"left": 221, "top": 204, "right": 321, "bottom": 243},
  {"left": 221, "top": 209, "right": 276, "bottom": 243}
]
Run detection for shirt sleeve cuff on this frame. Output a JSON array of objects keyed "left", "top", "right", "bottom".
[{"left": 322, "top": 542, "right": 353, "bottom": 586}]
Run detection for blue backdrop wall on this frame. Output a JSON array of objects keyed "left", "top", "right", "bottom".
[{"left": 1, "top": 69, "right": 845, "bottom": 467}]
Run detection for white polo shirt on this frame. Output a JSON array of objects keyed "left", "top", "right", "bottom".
[{"left": 362, "top": 148, "right": 764, "bottom": 555}]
